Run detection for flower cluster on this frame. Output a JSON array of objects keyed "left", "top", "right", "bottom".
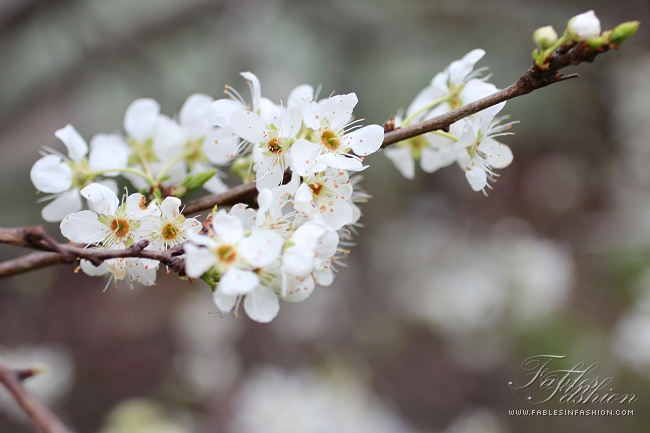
[
  {"left": 384, "top": 49, "right": 516, "bottom": 194},
  {"left": 32, "top": 72, "right": 381, "bottom": 322}
]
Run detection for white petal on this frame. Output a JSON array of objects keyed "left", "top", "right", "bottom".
[
  {"left": 125, "top": 193, "right": 152, "bottom": 219},
  {"left": 254, "top": 157, "right": 285, "bottom": 191},
  {"left": 179, "top": 93, "right": 214, "bottom": 139},
  {"left": 213, "top": 289, "right": 237, "bottom": 312},
  {"left": 54, "top": 124, "right": 88, "bottom": 162},
  {"left": 153, "top": 116, "right": 186, "bottom": 161},
  {"left": 30, "top": 155, "right": 73, "bottom": 193},
  {"left": 124, "top": 98, "right": 160, "bottom": 141},
  {"left": 320, "top": 200, "right": 354, "bottom": 230},
  {"left": 228, "top": 204, "right": 257, "bottom": 232},
  {"left": 60, "top": 210, "right": 106, "bottom": 244},
  {"left": 479, "top": 102, "right": 506, "bottom": 132},
  {"left": 240, "top": 72, "right": 262, "bottom": 112},
  {"left": 280, "top": 103, "right": 302, "bottom": 139},
  {"left": 204, "top": 127, "right": 240, "bottom": 165},
  {"left": 183, "top": 243, "right": 216, "bottom": 278},
  {"left": 344, "top": 124, "right": 384, "bottom": 156},
  {"left": 160, "top": 196, "right": 182, "bottom": 220},
  {"left": 405, "top": 85, "right": 446, "bottom": 121},
  {"left": 219, "top": 267, "right": 259, "bottom": 296},
  {"left": 421, "top": 146, "right": 457, "bottom": 173},
  {"left": 461, "top": 80, "right": 498, "bottom": 106},
  {"left": 315, "top": 153, "right": 364, "bottom": 172},
  {"left": 448, "top": 49, "right": 485, "bottom": 87},
  {"left": 301, "top": 101, "right": 321, "bottom": 130},
  {"left": 316, "top": 229, "right": 339, "bottom": 259},
  {"left": 88, "top": 134, "right": 130, "bottom": 176},
  {"left": 212, "top": 211, "right": 243, "bottom": 244},
  {"left": 283, "top": 275, "right": 314, "bottom": 303},
  {"left": 313, "top": 268, "right": 334, "bottom": 286},
  {"left": 80, "top": 259, "right": 107, "bottom": 277},
  {"left": 208, "top": 99, "right": 243, "bottom": 128},
  {"left": 283, "top": 248, "right": 316, "bottom": 277},
  {"left": 479, "top": 138, "right": 513, "bottom": 169},
  {"left": 290, "top": 139, "right": 322, "bottom": 176},
  {"left": 324, "top": 93, "right": 358, "bottom": 131},
  {"left": 81, "top": 183, "right": 119, "bottom": 216},
  {"left": 287, "top": 84, "right": 314, "bottom": 106},
  {"left": 231, "top": 110, "right": 268, "bottom": 144},
  {"left": 239, "top": 230, "right": 284, "bottom": 268},
  {"left": 41, "top": 189, "right": 82, "bottom": 222},
  {"left": 465, "top": 166, "right": 487, "bottom": 191},
  {"left": 384, "top": 147, "right": 415, "bottom": 179},
  {"left": 244, "top": 285, "right": 280, "bottom": 322},
  {"left": 129, "top": 260, "right": 158, "bottom": 286}
]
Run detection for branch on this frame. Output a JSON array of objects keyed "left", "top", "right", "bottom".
[
  {"left": 181, "top": 40, "right": 613, "bottom": 215},
  {"left": 0, "top": 362, "right": 76, "bottom": 433},
  {"left": 0, "top": 226, "right": 185, "bottom": 279},
  {"left": 0, "top": 40, "right": 621, "bottom": 279}
]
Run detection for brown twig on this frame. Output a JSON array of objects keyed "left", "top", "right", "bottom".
[
  {"left": 181, "top": 41, "right": 612, "bottom": 215},
  {"left": 0, "top": 361, "right": 76, "bottom": 433},
  {"left": 0, "top": 40, "right": 621, "bottom": 279},
  {"left": 0, "top": 227, "right": 186, "bottom": 279}
]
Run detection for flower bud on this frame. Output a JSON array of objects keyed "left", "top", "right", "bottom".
[
  {"left": 609, "top": 21, "right": 640, "bottom": 45},
  {"left": 534, "top": 26, "right": 558, "bottom": 49},
  {"left": 568, "top": 10, "right": 601, "bottom": 40}
]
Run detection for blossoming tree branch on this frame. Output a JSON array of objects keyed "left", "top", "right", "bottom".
[
  {"left": 0, "top": 11, "right": 639, "bottom": 325},
  {"left": 0, "top": 10, "right": 640, "bottom": 433}
]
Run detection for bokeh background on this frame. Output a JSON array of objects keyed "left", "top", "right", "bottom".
[{"left": 1, "top": 0, "right": 650, "bottom": 432}]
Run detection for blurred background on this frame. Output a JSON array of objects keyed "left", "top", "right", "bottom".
[{"left": 1, "top": 0, "right": 650, "bottom": 431}]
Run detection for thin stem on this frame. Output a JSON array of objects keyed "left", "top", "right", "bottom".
[
  {"left": 89, "top": 167, "right": 155, "bottom": 185},
  {"left": 430, "top": 130, "right": 458, "bottom": 141},
  {"left": 401, "top": 95, "right": 450, "bottom": 126},
  {"left": 0, "top": 362, "right": 76, "bottom": 433},
  {"left": 155, "top": 152, "right": 188, "bottom": 184}
]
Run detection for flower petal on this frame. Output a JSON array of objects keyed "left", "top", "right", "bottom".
[
  {"left": 80, "top": 259, "right": 107, "bottom": 277},
  {"left": 219, "top": 267, "right": 259, "bottom": 296},
  {"left": 81, "top": 183, "right": 119, "bottom": 216},
  {"left": 244, "top": 285, "right": 280, "bottom": 322},
  {"left": 183, "top": 243, "right": 216, "bottom": 278},
  {"left": 30, "top": 155, "right": 73, "bottom": 193},
  {"left": 344, "top": 124, "right": 383, "bottom": 156},
  {"left": 283, "top": 274, "right": 314, "bottom": 303},
  {"left": 54, "top": 124, "right": 88, "bottom": 162},
  {"left": 41, "top": 188, "right": 82, "bottom": 222},
  {"left": 239, "top": 230, "right": 284, "bottom": 268},
  {"left": 60, "top": 210, "right": 106, "bottom": 244},
  {"left": 384, "top": 147, "right": 415, "bottom": 179},
  {"left": 212, "top": 211, "right": 243, "bottom": 244},
  {"left": 290, "top": 139, "right": 321, "bottom": 176},
  {"left": 213, "top": 289, "right": 237, "bottom": 313},
  {"left": 179, "top": 93, "right": 214, "bottom": 139},
  {"left": 124, "top": 98, "right": 160, "bottom": 141},
  {"left": 88, "top": 134, "right": 130, "bottom": 176},
  {"left": 324, "top": 93, "right": 358, "bottom": 131},
  {"left": 231, "top": 110, "right": 268, "bottom": 144},
  {"left": 465, "top": 166, "right": 487, "bottom": 191}
]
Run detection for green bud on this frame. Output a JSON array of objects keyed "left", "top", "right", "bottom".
[
  {"left": 181, "top": 169, "right": 217, "bottom": 191},
  {"left": 587, "top": 35, "right": 608, "bottom": 49},
  {"left": 610, "top": 21, "right": 640, "bottom": 45},
  {"left": 533, "top": 25, "right": 558, "bottom": 49}
]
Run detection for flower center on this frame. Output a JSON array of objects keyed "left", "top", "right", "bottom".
[
  {"left": 161, "top": 223, "right": 178, "bottom": 240},
  {"left": 320, "top": 130, "right": 340, "bottom": 151},
  {"left": 217, "top": 245, "right": 237, "bottom": 264},
  {"left": 110, "top": 219, "right": 130, "bottom": 238},
  {"left": 267, "top": 138, "right": 283, "bottom": 154},
  {"left": 308, "top": 182, "right": 324, "bottom": 196}
]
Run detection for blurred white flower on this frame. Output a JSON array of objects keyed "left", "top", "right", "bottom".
[{"left": 228, "top": 366, "right": 416, "bottom": 433}]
